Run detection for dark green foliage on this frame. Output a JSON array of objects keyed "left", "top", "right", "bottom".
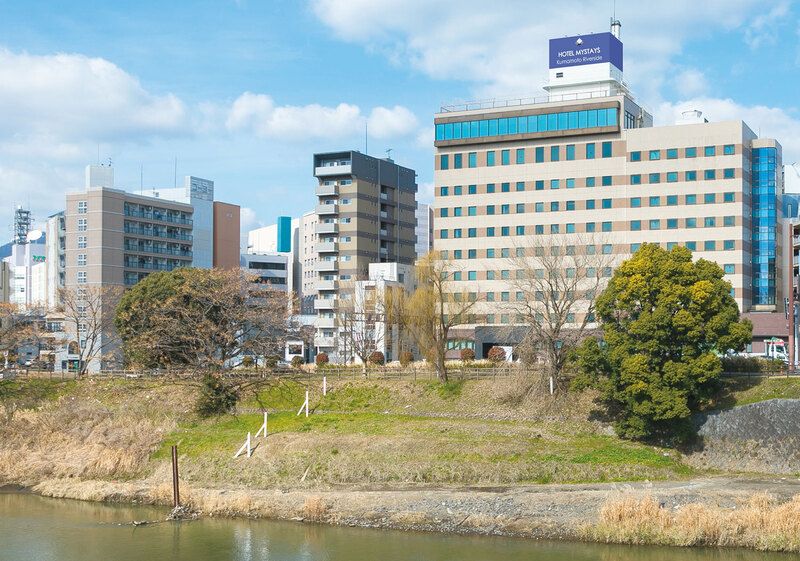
[
  {"left": 398, "top": 351, "right": 414, "bottom": 367},
  {"left": 196, "top": 373, "right": 239, "bottom": 417},
  {"left": 368, "top": 351, "right": 385, "bottom": 366},
  {"left": 720, "top": 355, "right": 783, "bottom": 373},
  {"left": 487, "top": 346, "right": 506, "bottom": 363},
  {"left": 573, "top": 244, "right": 752, "bottom": 443}
]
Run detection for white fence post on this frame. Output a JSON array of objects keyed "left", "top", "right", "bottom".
[
  {"left": 297, "top": 391, "right": 309, "bottom": 418},
  {"left": 323, "top": 376, "right": 327, "bottom": 396},
  {"left": 234, "top": 431, "right": 252, "bottom": 458},
  {"left": 255, "top": 412, "right": 268, "bottom": 438},
  {"left": 549, "top": 376, "right": 554, "bottom": 395}
]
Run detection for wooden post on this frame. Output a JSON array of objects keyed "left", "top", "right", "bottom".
[{"left": 171, "top": 445, "right": 180, "bottom": 508}]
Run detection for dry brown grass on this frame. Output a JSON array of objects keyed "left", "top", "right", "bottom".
[
  {"left": 302, "top": 495, "right": 327, "bottom": 522},
  {"left": 586, "top": 492, "right": 800, "bottom": 552}
]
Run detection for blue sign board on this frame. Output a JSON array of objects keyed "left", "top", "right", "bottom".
[
  {"left": 276, "top": 216, "right": 291, "bottom": 253},
  {"left": 549, "top": 32, "right": 623, "bottom": 71}
]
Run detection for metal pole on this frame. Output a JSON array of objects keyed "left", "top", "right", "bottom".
[{"left": 171, "top": 445, "right": 180, "bottom": 508}]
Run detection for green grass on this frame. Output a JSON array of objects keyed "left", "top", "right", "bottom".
[{"left": 704, "top": 376, "right": 800, "bottom": 412}]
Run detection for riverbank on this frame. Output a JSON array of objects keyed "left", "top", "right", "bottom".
[{"left": 2, "top": 375, "right": 800, "bottom": 551}]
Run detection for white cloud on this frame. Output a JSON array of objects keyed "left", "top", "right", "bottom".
[
  {"left": 310, "top": 0, "right": 767, "bottom": 101},
  {"left": 743, "top": 1, "right": 790, "bottom": 48},
  {"left": 674, "top": 68, "right": 710, "bottom": 98},
  {"left": 239, "top": 206, "right": 263, "bottom": 234},
  {"left": 368, "top": 106, "right": 419, "bottom": 139},
  {"left": 417, "top": 180, "right": 434, "bottom": 204}
]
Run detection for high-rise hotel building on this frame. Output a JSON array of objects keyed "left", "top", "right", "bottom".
[
  {"left": 312, "top": 151, "right": 417, "bottom": 360},
  {"left": 434, "top": 24, "right": 783, "bottom": 356}
]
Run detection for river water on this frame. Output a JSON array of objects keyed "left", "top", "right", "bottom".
[{"left": 0, "top": 493, "right": 793, "bottom": 561}]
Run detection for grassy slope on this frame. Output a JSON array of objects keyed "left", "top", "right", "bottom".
[{"left": 702, "top": 376, "right": 800, "bottom": 412}]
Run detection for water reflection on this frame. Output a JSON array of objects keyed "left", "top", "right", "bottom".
[{"left": 0, "top": 494, "right": 793, "bottom": 561}]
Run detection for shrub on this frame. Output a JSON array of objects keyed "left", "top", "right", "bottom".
[
  {"left": 315, "top": 353, "right": 329, "bottom": 366},
  {"left": 241, "top": 356, "right": 254, "bottom": 368},
  {"left": 721, "top": 355, "right": 784, "bottom": 373},
  {"left": 460, "top": 348, "right": 475, "bottom": 362},
  {"left": 398, "top": 351, "right": 414, "bottom": 367},
  {"left": 196, "top": 373, "right": 238, "bottom": 417},
  {"left": 291, "top": 356, "right": 304, "bottom": 368},
  {"left": 265, "top": 356, "right": 278, "bottom": 368},
  {"left": 368, "top": 351, "right": 385, "bottom": 366},
  {"left": 487, "top": 346, "right": 507, "bottom": 364}
]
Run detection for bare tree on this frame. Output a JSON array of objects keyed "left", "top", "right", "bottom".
[
  {"left": 337, "top": 280, "right": 384, "bottom": 375},
  {"left": 507, "top": 235, "right": 613, "bottom": 385},
  {"left": 402, "top": 253, "right": 478, "bottom": 382},
  {"left": 59, "top": 285, "right": 123, "bottom": 376}
]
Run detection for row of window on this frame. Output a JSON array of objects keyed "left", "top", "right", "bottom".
[
  {"left": 440, "top": 141, "right": 614, "bottom": 169},
  {"left": 435, "top": 107, "right": 619, "bottom": 141},
  {"left": 439, "top": 192, "right": 738, "bottom": 217},
  {"left": 438, "top": 169, "right": 737, "bottom": 195},
  {"left": 440, "top": 221, "right": 740, "bottom": 238},
  {"left": 632, "top": 145, "right": 735, "bottom": 161}
]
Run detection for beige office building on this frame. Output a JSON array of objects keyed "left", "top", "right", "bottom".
[
  {"left": 434, "top": 27, "right": 783, "bottom": 357},
  {"left": 312, "top": 151, "right": 417, "bottom": 361}
]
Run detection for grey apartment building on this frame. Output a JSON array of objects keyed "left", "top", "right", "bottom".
[
  {"left": 434, "top": 26, "right": 783, "bottom": 356},
  {"left": 312, "top": 151, "right": 417, "bottom": 360}
]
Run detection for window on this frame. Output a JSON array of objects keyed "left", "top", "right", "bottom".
[
  {"left": 501, "top": 150, "right": 510, "bottom": 165},
  {"left": 723, "top": 144, "right": 735, "bottom": 155},
  {"left": 453, "top": 272, "right": 462, "bottom": 280},
  {"left": 667, "top": 148, "right": 678, "bottom": 159},
  {"left": 486, "top": 151, "right": 495, "bottom": 166},
  {"left": 630, "top": 174, "right": 641, "bottom": 184},
  {"left": 686, "top": 194, "right": 697, "bottom": 204},
  {"left": 667, "top": 195, "right": 678, "bottom": 206},
  {"left": 487, "top": 227, "right": 495, "bottom": 237},
  {"left": 486, "top": 292, "right": 495, "bottom": 302},
  {"left": 468, "top": 206, "right": 477, "bottom": 216},
  {"left": 723, "top": 168, "right": 735, "bottom": 179},
  {"left": 586, "top": 222, "right": 596, "bottom": 233},
  {"left": 454, "top": 207, "right": 462, "bottom": 217},
  {"left": 631, "top": 243, "right": 641, "bottom": 252},
  {"left": 566, "top": 145, "right": 575, "bottom": 160},
  {"left": 704, "top": 146, "right": 716, "bottom": 156},
  {"left": 705, "top": 193, "right": 716, "bottom": 203},
  {"left": 440, "top": 155, "right": 449, "bottom": 169},
  {"left": 649, "top": 196, "right": 660, "bottom": 207},
  {"left": 602, "top": 244, "right": 612, "bottom": 254},
  {"left": 535, "top": 147, "right": 544, "bottom": 162},
  {"left": 551, "top": 179, "right": 559, "bottom": 189},
  {"left": 586, "top": 200, "right": 595, "bottom": 210},
  {"left": 724, "top": 240, "right": 735, "bottom": 250},
  {"left": 705, "top": 169, "right": 716, "bottom": 180},
  {"left": 453, "top": 229, "right": 462, "bottom": 238},
  {"left": 501, "top": 226, "right": 509, "bottom": 236},
  {"left": 550, "top": 224, "right": 559, "bottom": 234},
  {"left": 550, "top": 202, "right": 559, "bottom": 212},
  {"left": 685, "top": 170, "right": 697, "bottom": 181},
  {"left": 535, "top": 202, "right": 544, "bottom": 212},
  {"left": 501, "top": 183, "right": 510, "bottom": 192},
  {"left": 704, "top": 240, "right": 716, "bottom": 251},
  {"left": 649, "top": 150, "right": 660, "bottom": 160},
  {"left": 667, "top": 219, "right": 678, "bottom": 229},
  {"left": 631, "top": 197, "right": 641, "bottom": 207},
  {"left": 454, "top": 185, "right": 462, "bottom": 195},
  {"left": 705, "top": 217, "right": 716, "bottom": 227},
  {"left": 586, "top": 177, "right": 596, "bottom": 187},
  {"left": 516, "top": 226, "right": 525, "bottom": 236},
  {"left": 516, "top": 203, "right": 525, "bottom": 213},
  {"left": 77, "top": 271, "right": 87, "bottom": 284},
  {"left": 602, "top": 222, "right": 612, "bottom": 232},
  {"left": 551, "top": 146, "right": 559, "bottom": 161},
  {"left": 468, "top": 228, "right": 476, "bottom": 238},
  {"left": 630, "top": 151, "right": 641, "bottom": 161},
  {"left": 516, "top": 148, "right": 525, "bottom": 164},
  {"left": 468, "top": 184, "right": 477, "bottom": 194},
  {"left": 686, "top": 241, "right": 697, "bottom": 250},
  {"left": 486, "top": 314, "right": 495, "bottom": 323},
  {"left": 566, "top": 223, "right": 575, "bottom": 233},
  {"left": 631, "top": 220, "right": 641, "bottom": 231},
  {"left": 454, "top": 154, "right": 462, "bottom": 168},
  {"left": 468, "top": 249, "right": 476, "bottom": 259},
  {"left": 586, "top": 143, "right": 596, "bottom": 159},
  {"left": 501, "top": 204, "right": 509, "bottom": 214},
  {"left": 487, "top": 270, "right": 495, "bottom": 279},
  {"left": 724, "top": 216, "right": 735, "bottom": 226},
  {"left": 486, "top": 249, "right": 495, "bottom": 258},
  {"left": 587, "top": 245, "right": 596, "bottom": 255},
  {"left": 724, "top": 264, "right": 735, "bottom": 274},
  {"left": 77, "top": 236, "right": 86, "bottom": 249},
  {"left": 649, "top": 219, "right": 660, "bottom": 230},
  {"left": 440, "top": 186, "right": 449, "bottom": 196},
  {"left": 601, "top": 142, "right": 612, "bottom": 158},
  {"left": 602, "top": 176, "right": 612, "bottom": 186},
  {"left": 77, "top": 201, "right": 87, "bottom": 214},
  {"left": 77, "top": 218, "right": 87, "bottom": 232},
  {"left": 487, "top": 183, "right": 495, "bottom": 193},
  {"left": 566, "top": 200, "right": 575, "bottom": 211},
  {"left": 649, "top": 173, "right": 660, "bottom": 184},
  {"left": 566, "top": 178, "right": 575, "bottom": 188},
  {"left": 487, "top": 205, "right": 495, "bottom": 215},
  {"left": 468, "top": 271, "right": 476, "bottom": 280},
  {"left": 535, "top": 225, "right": 544, "bottom": 234},
  {"left": 501, "top": 270, "right": 510, "bottom": 279},
  {"left": 602, "top": 198, "right": 612, "bottom": 209},
  {"left": 686, "top": 218, "right": 697, "bottom": 228},
  {"left": 453, "top": 250, "right": 462, "bottom": 259},
  {"left": 667, "top": 172, "right": 678, "bottom": 182},
  {"left": 535, "top": 180, "right": 544, "bottom": 190},
  {"left": 77, "top": 254, "right": 86, "bottom": 266}
]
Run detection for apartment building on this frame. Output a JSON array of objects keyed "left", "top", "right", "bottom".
[
  {"left": 312, "top": 151, "right": 417, "bottom": 361},
  {"left": 415, "top": 202, "right": 434, "bottom": 259},
  {"left": 434, "top": 26, "right": 783, "bottom": 357}
]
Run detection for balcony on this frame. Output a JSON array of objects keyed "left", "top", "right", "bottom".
[
  {"left": 316, "top": 223, "right": 338, "bottom": 235},
  {"left": 315, "top": 184, "right": 338, "bottom": 197},
  {"left": 315, "top": 164, "right": 352, "bottom": 177},
  {"left": 314, "top": 298, "right": 337, "bottom": 310},
  {"left": 315, "top": 336, "right": 336, "bottom": 348},
  {"left": 315, "top": 203, "right": 339, "bottom": 215},
  {"left": 316, "top": 260, "right": 338, "bottom": 273},
  {"left": 380, "top": 192, "right": 396, "bottom": 205},
  {"left": 316, "top": 317, "right": 337, "bottom": 329},
  {"left": 316, "top": 241, "right": 338, "bottom": 253},
  {"left": 316, "top": 279, "right": 337, "bottom": 291}
]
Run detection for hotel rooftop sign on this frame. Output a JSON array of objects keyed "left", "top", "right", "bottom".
[{"left": 549, "top": 32, "right": 623, "bottom": 71}]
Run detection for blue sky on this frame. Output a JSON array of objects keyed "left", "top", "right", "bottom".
[{"left": 1, "top": 0, "right": 799, "bottom": 235}]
